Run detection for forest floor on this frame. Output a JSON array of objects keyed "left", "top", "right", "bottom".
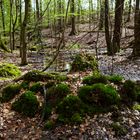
[{"left": 0, "top": 23, "right": 140, "bottom": 139}]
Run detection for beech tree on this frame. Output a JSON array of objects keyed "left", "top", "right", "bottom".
[
  {"left": 112, "top": 0, "right": 124, "bottom": 54},
  {"left": 132, "top": 0, "right": 140, "bottom": 56},
  {"left": 69, "top": 0, "right": 76, "bottom": 36},
  {"left": 20, "top": 0, "right": 30, "bottom": 65}
]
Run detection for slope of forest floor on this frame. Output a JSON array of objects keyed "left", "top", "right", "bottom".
[{"left": 0, "top": 24, "right": 140, "bottom": 139}]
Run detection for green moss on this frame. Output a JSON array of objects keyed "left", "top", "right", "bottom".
[
  {"left": 133, "top": 104, "right": 140, "bottom": 111},
  {"left": 69, "top": 43, "right": 82, "bottom": 49},
  {"left": 71, "top": 113, "right": 83, "bottom": 124},
  {"left": 71, "top": 53, "right": 98, "bottom": 72},
  {"left": 121, "top": 80, "right": 140, "bottom": 102},
  {"left": 30, "top": 82, "right": 43, "bottom": 93},
  {"left": 57, "top": 114, "right": 69, "bottom": 123},
  {"left": 78, "top": 83, "right": 120, "bottom": 106},
  {"left": 0, "top": 37, "right": 10, "bottom": 52},
  {"left": 82, "top": 75, "right": 108, "bottom": 85},
  {"left": 29, "top": 46, "right": 37, "bottom": 51},
  {"left": 12, "top": 91, "right": 39, "bottom": 117},
  {"left": 111, "top": 122, "right": 127, "bottom": 136},
  {"left": 46, "top": 83, "right": 71, "bottom": 107},
  {"left": 50, "top": 72, "right": 68, "bottom": 81},
  {"left": 108, "top": 75, "right": 123, "bottom": 84},
  {"left": 43, "top": 105, "right": 53, "bottom": 119},
  {"left": 1, "top": 36, "right": 9, "bottom": 45},
  {"left": 24, "top": 70, "right": 46, "bottom": 81},
  {"left": 44, "top": 120, "right": 55, "bottom": 129},
  {"left": 23, "top": 70, "right": 67, "bottom": 82},
  {"left": 56, "top": 95, "right": 85, "bottom": 118},
  {"left": 0, "top": 63, "right": 21, "bottom": 78},
  {"left": 1, "top": 84, "right": 21, "bottom": 102},
  {"left": 20, "top": 81, "right": 29, "bottom": 89}
]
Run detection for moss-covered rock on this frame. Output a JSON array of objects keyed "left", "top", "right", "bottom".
[
  {"left": 56, "top": 95, "right": 85, "bottom": 119},
  {"left": 82, "top": 74, "right": 108, "bottom": 85},
  {"left": 78, "top": 83, "right": 120, "bottom": 106},
  {"left": 0, "top": 84, "right": 21, "bottom": 102},
  {"left": 0, "top": 63, "right": 21, "bottom": 78},
  {"left": 23, "top": 70, "right": 67, "bottom": 82},
  {"left": 44, "top": 120, "right": 55, "bottom": 129},
  {"left": 71, "top": 113, "right": 83, "bottom": 124},
  {"left": 71, "top": 53, "right": 98, "bottom": 72},
  {"left": 20, "top": 81, "right": 29, "bottom": 89},
  {"left": 121, "top": 80, "right": 140, "bottom": 103},
  {"left": 12, "top": 91, "right": 39, "bottom": 117},
  {"left": 30, "top": 82, "right": 43, "bottom": 93},
  {"left": 46, "top": 83, "right": 71, "bottom": 107},
  {"left": 108, "top": 75, "right": 124, "bottom": 84}
]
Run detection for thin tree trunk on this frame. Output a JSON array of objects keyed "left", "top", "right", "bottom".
[
  {"left": 0, "top": 0, "right": 5, "bottom": 36},
  {"left": 132, "top": 0, "right": 140, "bottom": 56},
  {"left": 20, "top": 0, "right": 29, "bottom": 65},
  {"left": 36, "top": 0, "right": 42, "bottom": 43},
  {"left": 105, "top": 0, "right": 112, "bottom": 55},
  {"left": 69, "top": 0, "right": 76, "bottom": 36},
  {"left": 127, "top": 0, "right": 132, "bottom": 22},
  {"left": 99, "top": 0, "right": 105, "bottom": 30},
  {"left": 12, "top": 0, "right": 18, "bottom": 50}
]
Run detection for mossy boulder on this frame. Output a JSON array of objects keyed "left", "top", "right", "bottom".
[
  {"left": 71, "top": 53, "right": 98, "bottom": 72},
  {"left": 108, "top": 75, "right": 124, "bottom": 84},
  {"left": 121, "top": 80, "right": 140, "bottom": 103},
  {"left": 20, "top": 81, "right": 29, "bottom": 89},
  {"left": 82, "top": 74, "right": 108, "bottom": 85},
  {"left": 57, "top": 95, "right": 85, "bottom": 120},
  {"left": 12, "top": 91, "right": 39, "bottom": 117},
  {"left": 23, "top": 70, "right": 67, "bottom": 82},
  {"left": 0, "top": 84, "right": 21, "bottom": 102},
  {"left": 71, "top": 113, "right": 83, "bottom": 123},
  {"left": 44, "top": 120, "right": 55, "bottom": 129},
  {"left": 30, "top": 82, "right": 43, "bottom": 94},
  {"left": 46, "top": 83, "right": 71, "bottom": 107},
  {"left": 0, "top": 63, "right": 21, "bottom": 78},
  {"left": 78, "top": 83, "right": 120, "bottom": 106}
]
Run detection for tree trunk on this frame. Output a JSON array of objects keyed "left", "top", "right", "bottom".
[
  {"left": 69, "top": 0, "right": 76, "bottom": 36},
  {"left": 127, "top": 0, "right": 132, "bottom": 22},
  {"left": 12, "top": 0, "right": 18, "bottom": 50},
  {"left": 20, "top": 0, "right": 29, "bottom": 65},
  {"left": 0, "top": 0, "right": 5, "bottom": 36},
  {"left": 105, "top": 0, "right": 112, "bottom": 55},
  {"left": 112, "top": 0, "right": 124, "bottom": 54},
  {"left": 99, "top": 0, "right": 105, "bottom": 30},
  {"left": 57, "top": 0, "right": 62, "bottom": 32},
  {"left": 36, "top": 0, "right": 42, "bottom": 43},
  {"left": 132, "top": 0, "right": 140, "bottom": 56}
]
